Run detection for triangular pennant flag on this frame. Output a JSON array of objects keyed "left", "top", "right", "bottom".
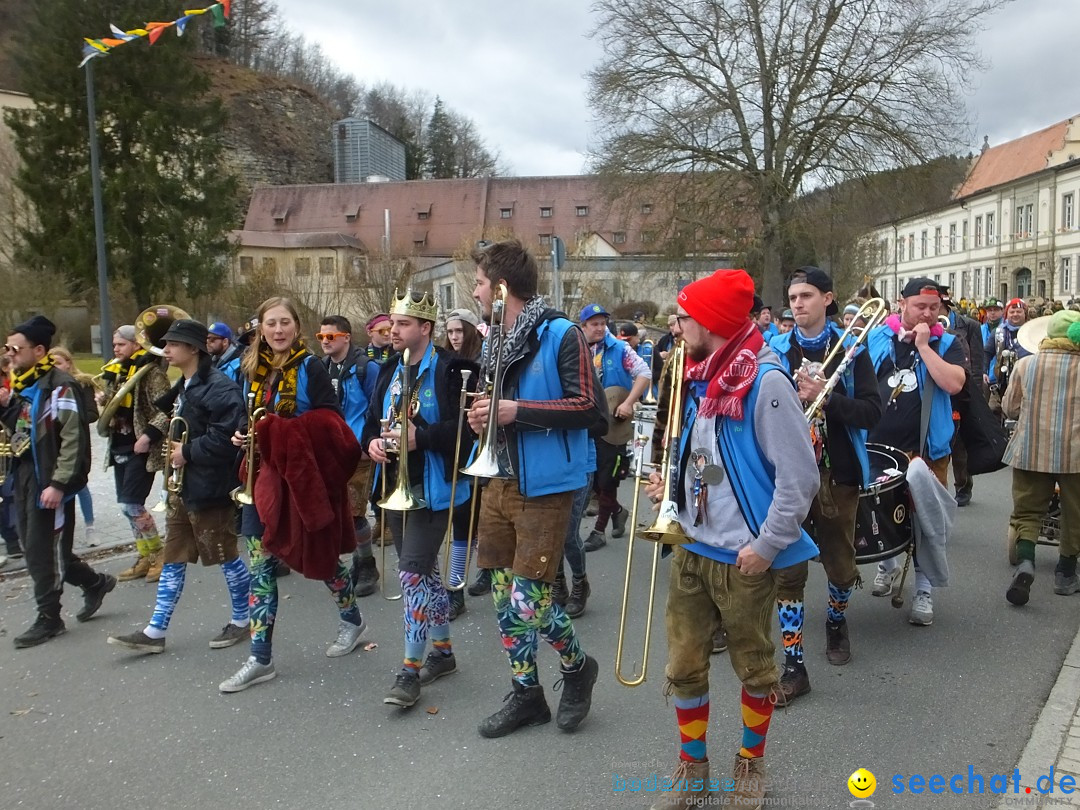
[
  {"left": 146, "top": 23, "right": 173, "bottom": 45},
  {"left": 100, "top": 37, "right": 126, "bottom": 47},
  {"left": 175, "top": 14, "right": 193, "bottom": 35},
  {"left": 83, "top": 37, "right": 111, "bottom": 53},
  {"left": 219, "top": 1, "right": 231, "bottom": 19},
  {"left": 78, "top": 44, "right": 106, "bottom": 68},
  {"left": 183, "top": 8, "right": 209, "bottom": 15},
  {"left": 109, "top": 24, "right": 139, "bottom": 41},
  {"left": 209, "top": 4, "right": 226, "bottom": 27}
]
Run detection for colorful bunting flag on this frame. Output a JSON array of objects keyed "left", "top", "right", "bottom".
[{"left": 76, "top": 2, "right": 230, "bottom": 66}]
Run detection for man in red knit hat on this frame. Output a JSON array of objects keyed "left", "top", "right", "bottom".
[{"left": 644, "top": 268, "right": 819, "bottom": 809}]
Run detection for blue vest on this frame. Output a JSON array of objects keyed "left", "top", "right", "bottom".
[
  {"left": 867, "top": 325, "right": 956, "bottom": 461},
  {"left": 338, "top": 358, "right": 377, "bottom": 442},
  {"left": 379, "top": 346, "right": 469, "bottom": 512},
  {"left": 595, "top": 332, "right": 635, "bottom": 391},
  {"left": 769, "top": 327, "right": 871, "bottom": 488},
  {"left": 513, "top": 317, "right": 591, "bottom": 497},
  {"left": 220, "top": 356, "right": 243, "bottom": 387},
  {"left": 677, "top": 364, "right": 819, "bottom": 568}
]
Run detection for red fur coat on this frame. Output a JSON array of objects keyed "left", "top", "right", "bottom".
[{"left": 254, "top": 409, "right": 361, "bottom": 579}]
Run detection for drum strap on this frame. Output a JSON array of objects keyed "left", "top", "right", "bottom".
[{"left": 918, "top": 373, "right": 936, "bottom": 459}]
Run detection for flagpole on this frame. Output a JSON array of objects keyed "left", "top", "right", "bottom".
[{"left": 85, "top": 59, "right": 111, "bottom": 361}]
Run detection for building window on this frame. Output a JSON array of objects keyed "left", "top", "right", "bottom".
[
  {"left": 538, "top": 233, "right": 552, "bottom": 246},
  {"left": 962, "top": 220, "right": 968, "bottom": 250},
  {"left": 1062, "top": 257, "right": 1072, "bottom": 294},
  {"left": 973, "top": 267, "right": 981, "bottom": 296},
  {"left": 319, "top": 257, "right": 335, "bottom": 275},
  {"left": 640, "top": 230, "right": 655, "bottom": 243},
  {"left": 1064, "top": 194, "right": 1075, "bottom": 231},
  {"left": 898, "top": 239, "right": 906, "bottom": 262},
  {"left": 1026, "top": 203, "right": 1034, "bottom": 235},
  {"left": 239, "top": 256, "right": 254, "bottom": 275},
  {"left": 641, "top": 203, "right": 653, "bottom": 214},
  {"left": 907, "top": 233, "right": 914, "bottom": 258},
  {"left": 974, "top": 216, "right": 983, "bottom": 247},
  {"left": 294, "top": 257, "right": 311, "bottom": 276},
  {"left": 540, "top": 207, "right": 553, "bottom": 218},
  {"left": 934, "top": 227, "right": 942, "bottom": 255},
  {"left": 500, "top": 208, "right": 512, "bottom": 219},
  {"left": 960, "top": 270, "right": 968, "bottom": 298},
  {"left": 986, "top": 213, "right": 996, "bottom": 244},
  {"left": 439, "top": 282, "right": 454, "bottom": 312},
  {"left": 613, "top": 231, "right": 627, "bottom": 245},
  {"left": 417, "top": 211, "right": 429, "bottom": 220},
  {"left": 261, "top": 257, "right": 277, "bottom": 275},
  {"left": 880, "top": 279, "right": 888, "bottom": 301},
  {"left": 576, "top": 205, "right": 588, "bottom": 217},
  {"left": 921, "top": 230, "right": 928, "bottom": 257},
  {"left": 948, "top": 272, "right": 956, "bottom": 294},
  {"left": 413, "top": 239, "right": 426, "bottom": 249},
  {"left": 949, "top": 223, "right": 957, "bottom": 253},
  {"left": 986, "top": 267, "right": 994, "bottom": 297}
]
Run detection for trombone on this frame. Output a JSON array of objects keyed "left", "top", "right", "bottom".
[
  {"left": 441, "top": 369, "right": 478, "bottom": 592},
  {"left": 639, "top": 339, "right": 657, "bottom": 405},
  {"left": 801, "top": 298, "right": 889, "bottom": 423},
  {"left": 639, "top": 340, "right": 690, "bottom": 545},
  {"left": 461, "top": 283, "right": 513, "bottom": 479},
  {"left": 378, "top": 347, "right": 426, "bottom": 601},
  {"left": 153, "top": 408, "right": 189, "bottom": 517},
  {"left": 231, "top": 392, "right": 268, "bottom": 507}
]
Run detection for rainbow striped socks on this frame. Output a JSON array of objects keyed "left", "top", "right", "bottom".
[{"left": 674, "top": 694, "right": 709, "bottom": 762}]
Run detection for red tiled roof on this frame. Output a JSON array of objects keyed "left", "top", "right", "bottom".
[{"left": 954, "top": 119, "right": 1073, "bottom": 199}]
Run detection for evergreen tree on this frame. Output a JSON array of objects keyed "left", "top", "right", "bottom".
[
  {"left": 425, "top": 96, "right": 456, "bottom": 179},
  {"left": 4, "top": 0, "right": 240, "bottom": 309}
]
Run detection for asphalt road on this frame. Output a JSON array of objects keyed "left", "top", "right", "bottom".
[{"left": 0, "top": 466, "right": 1073, "bottom": 810}]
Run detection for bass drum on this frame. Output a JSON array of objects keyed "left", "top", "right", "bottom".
[{"left": 854, "top": 444, "right": 913, "bottom": 564}]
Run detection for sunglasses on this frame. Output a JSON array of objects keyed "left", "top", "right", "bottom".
[
  {"left": 3, "top": 344, "right": 28, "bottom": 353},
  {"left": 371, "top": 327, "right": 392, "bottom": 336},
  {"left": 315, "top": 331, "right": 348, "bottom": 342}
]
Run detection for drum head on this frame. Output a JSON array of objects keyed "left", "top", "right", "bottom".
[{"left": 603, "top": 386, "right": 634, "bottom": 445}]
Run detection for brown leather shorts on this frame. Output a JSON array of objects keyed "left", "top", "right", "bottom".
[
  {"left": 475, "top": 479, "right": 574, "bottom": 583},
  {"left": 163, "top": 502, "right": 239, "bottom": 566}
]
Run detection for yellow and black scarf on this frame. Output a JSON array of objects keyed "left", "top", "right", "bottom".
[
  {"left": 12, "top": 355, "right": 56, "bottom": 393},
  {"left": 250, "top": 341, "right": 308, "bottom": 417},
  {"left": 100, "top": 348, "right": 149, "bottom": 408}
]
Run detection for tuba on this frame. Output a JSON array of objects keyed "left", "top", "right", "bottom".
[{"left": 97, "top": 304, "right": 189, "bottom": 437}]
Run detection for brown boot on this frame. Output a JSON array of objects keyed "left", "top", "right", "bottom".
[
  {"left": 777, "top": 662, "right": 810, "bottom": 704},
  {"left": 648, "top": 759, "right": 710, "bottom": 810},
  {"left": 117, "top": 554, "right": 152, "bottom": 582},
  {"left": 732, "top": 754, "right": 767, "bottom": 807},
  {"left": 825, "top": 619, "right": 851, "bottom": 665},
  {"left": 145, "top": 552, "right": 164, "bottom": 583}
]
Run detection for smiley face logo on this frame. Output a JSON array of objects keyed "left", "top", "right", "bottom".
[{"left": 848, "top": 768, "right": 876, "bottom": 798}]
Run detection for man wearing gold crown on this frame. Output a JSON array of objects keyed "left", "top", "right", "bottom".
[
  {"left": 362, "top": 289, "right": 479, "bottom": 709},
  {"left": 467, "top": 239, "right": 607, "bottom": 738}
]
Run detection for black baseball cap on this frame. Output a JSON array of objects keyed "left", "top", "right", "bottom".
[
  {"left": 162, "top": 319, "right": 209, "bottom": 352},
  {"left": 901, "top": 277, "right": 943, "bottom": 298},
  {"left": 787, "top": 266, "right": 838, "bottom": 316}
]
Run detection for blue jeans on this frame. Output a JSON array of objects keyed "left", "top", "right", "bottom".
[
  {"left": 562, "top": 473, "right": 593, "bottom": 579},
  {"left": 76, "top": 486, "right": 94, "bottom": 526}
]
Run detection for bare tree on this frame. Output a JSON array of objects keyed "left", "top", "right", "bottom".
[{"left": 587, "top": 0, "right": 1010, "bottom": 306}]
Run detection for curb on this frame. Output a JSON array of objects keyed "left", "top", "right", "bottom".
[
  {"left": 0, "top": 538, "right": 136, "bottom": 580},
  {"left": 1002, "top": 621, "right": 1080, "bottom": 807}
]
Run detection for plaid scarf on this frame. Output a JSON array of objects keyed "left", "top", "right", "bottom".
[
  {"left": 686, "top": 320, "right": 763, "bottom": 420},
  {"left": 481, "top": 295, "right": 548, "bottom": 380},
  {"left": 250, "top": 341, "right": 308, "bottom": 417},
  {"left": 12, "top": 355, "right": 55, "bottom": 393}
]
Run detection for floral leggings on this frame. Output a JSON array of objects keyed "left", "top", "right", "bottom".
[
  {"left": 246, "top": 536, "right": 357, "bottom": 664},
  {"left": 491, "top": 568, "right": 584, "bottom": 687}
]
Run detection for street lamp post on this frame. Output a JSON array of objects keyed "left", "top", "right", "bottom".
[{"left": 85, "top": 60, "right": 111, "bottom": 361}]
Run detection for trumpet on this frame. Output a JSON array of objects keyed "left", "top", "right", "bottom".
[
  {"left": 378, "top": 347, "right": 426, "bottom": 601},
  {"left": 639, "top": 340, "right": 690, "bottom": 545},
  {"left": 152, "top": 410, "right": 189, "bottom": 516},
  {"left": 231, "top": 392, "right": 268, "bottom": 507},
  {"left": 441, "top": 368, "right": 478, "bottom": 592},
  {"left": 0, "top": 424, "right": 12, "bottom": 490},
  {"left": 461, "top": 283, "right": 513, "bottom": 479},
  {"left": 801, "top": 298, "right": 889, "bottom": 424}
]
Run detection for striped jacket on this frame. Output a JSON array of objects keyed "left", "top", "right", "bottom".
[{"left": 1001, "top": 348, "right": 1080, "bottom": 473}]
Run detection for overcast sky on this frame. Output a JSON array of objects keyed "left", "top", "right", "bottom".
[{"left": 276, "top": 0, "right": 1077, "bottom": 177}]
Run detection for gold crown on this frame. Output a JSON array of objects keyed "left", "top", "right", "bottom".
[{"left": 390, "top": 288, "right": 439, "bottom": 322}]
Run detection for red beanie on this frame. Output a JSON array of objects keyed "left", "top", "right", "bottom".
[{"left": 677, "top": 269, "right": 755, "bottom": 338}]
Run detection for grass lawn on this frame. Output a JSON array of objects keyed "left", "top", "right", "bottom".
[{"left": 72, "top": 353, "right": 181, "bottom": 381}]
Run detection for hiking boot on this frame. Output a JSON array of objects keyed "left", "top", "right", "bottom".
[
  {"left": 648, "top": 758, "right": 710, "bottom": 810},
  {"left": 219, "top": 656, "right": 276, "bottom": 693},
  {"left": 145, "top": 552, "right": 164, "bottom": 583},
  {"left": 551, "top": 571, "right": 569, "bottom": 606},
  {"left": 468, "top": 568, "right": 492, "bottom": 597},
  {"left": 117, "top": 554, "right": 152, "bottom": 582},
  {"left": 326, "top": 615, "right": 367, "bottom": 657},
  {"left": 351, "top": 554, "right": 379, "bottom": 597},
  {"left": 418, "top": 651, "right": 458, "bottom": 686},
  {"left": 107, "top": 629, "right": 165, "bottom": 654},
  {"left": 565, "top": 575, "right": 590, "bottom": 619},
  {"left": 76, "top": 574, "right": 116, "bottom": 622},
  {"left": 610, "top": 505, "right": 629, "bottom": 538},
  {"left": 554, "top": 654, "right": 599, "bottom": 731},
  {"left": 825, "top": 619, "right": 851, "bottom": 665},
  {"left": 209, "top": 623, "right": 248, "bottom": 649},
  {"left": 14, "top": 615, "right": 66, "bottom": 649},
  {"left": 871, "top": 564, "right": 900, "bottom": 597},
  {"left": 777, "top": 662, "right": 810, "bottom": 704},
  {"left": 732, "top": 755, "right": 767, "bottom": 807},
  {"left": 274, "top": 561, "right": 291, "bottom": 577},
  {"left": 1054, "top": 572, "right": 1080, "bottom": 596},
  {"left": 909, "top": 590, "right": 934, "bottom": 626},
  {"left": 478, "top": 681, "right": 551, "bottom": 738},
  {"left": 955, "top": 489, "right": 972, "bottom": 507},
  {"left": 448, "top": 588, "right": 466, "bottom": 621},
  {"left": 383, "top": 671, "right": 421, "bottom": 708},
  {"left": 1007, "top": 560, "right": 1036, "bottom": 605},
  {"left": 583, "top": 530, "right": 607, "bottom": 552},
  {"left": 711, "top": 626, "right": 728, "bottom": 654}
]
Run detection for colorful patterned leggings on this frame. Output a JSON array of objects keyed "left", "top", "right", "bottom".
[
  {"left": 491, "top": 568, "right": 584, "bottom": 687},
  {"left": 245, "top": 536, "right": 357, "bottom": 664},
  {"left": 400, "top": 566, "right": 451, "bottom": 673}
]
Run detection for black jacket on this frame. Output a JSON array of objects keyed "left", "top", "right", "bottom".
[
  {"left": 154, "top": 356, "right": 245, "bottom": 512},
  {"left": 949, "top": 312, "right": 986, "bottom": 380},
  {"left": 361, "top": 345, "right": 479, "bottom": 488}
]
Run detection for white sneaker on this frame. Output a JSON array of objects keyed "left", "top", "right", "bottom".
[
  {"left": 326, "top": 616, "right": 367, "bottom": 658},
  {"left": 909, "top": 591, "right": 934, "bottom": 626},
  {"left": 85, "top": 526, "right": 97, "bottom": 546},
  {"left": 871, "top": 565, "right": 900, "bottom": 597},
  {"left": 0, "top": 554, "right": 7, "bottom": 570},
  {"left": 219, "top": 656, "right": 277, "bottom": 693}
]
